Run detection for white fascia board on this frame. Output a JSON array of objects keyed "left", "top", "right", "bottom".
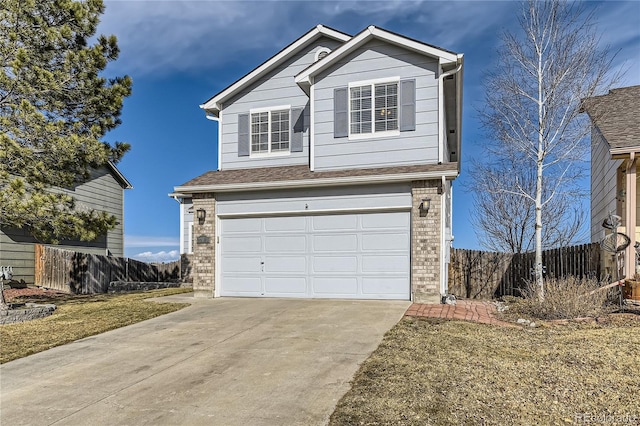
[
  {"left": 202, "top": 25, "right": 351, "bottom": 113},
  {"left": 295, "top": 26, "right": 458, "bottom": 87},
  {"left": 369, "top": 27, "right": 458, "bottom": 63},
  {"left": 610, "top": 146, "right": 640, "bottom": 156},
  {"left": 174, "top": 169, "right": 459, "bottom": 194}
]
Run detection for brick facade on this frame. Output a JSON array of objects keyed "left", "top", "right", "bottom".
[
  {"left": 411, "top": 180, "right": 442, "bottom": 303},
  {"left": 192, "top": 194, "right": 216, "bottom": 298}
]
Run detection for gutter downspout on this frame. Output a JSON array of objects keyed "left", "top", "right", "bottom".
[
  {"left": 437, "top": 61, "right": 462, "bottom": 298},
  {"left": 205, "top": 111, "right": 222, "bottom": 171},
  {"left": 437, "top": 61, "right": 463, "bottom": 164},
  {"left": 625, "top": 152, "right": 637, "bottom": 279}
]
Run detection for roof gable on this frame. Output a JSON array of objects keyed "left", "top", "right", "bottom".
[
  {"left": 295, "top": 25, "right": 462, "bottom": 93},
  {"left": 200, "top": 25, "right": 351, "bottom": 116},
  {"left": 582, "top": 85, "right": 640, "bottom": 153}
]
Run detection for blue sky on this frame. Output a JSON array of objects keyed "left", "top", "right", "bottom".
[{"left": 96, "top": 0, "right": 640, "bottom": 262}]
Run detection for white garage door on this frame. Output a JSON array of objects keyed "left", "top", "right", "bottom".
[{"left": 220, "top": 212, "right": 410, "bottom": 299}]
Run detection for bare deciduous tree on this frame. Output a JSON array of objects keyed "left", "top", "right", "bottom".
[
  {"left": 470, "top": 161, "right": 585, "bottom": 254},
  {"left": 475, "top": 0, "right": 620, "bottom": 299}
]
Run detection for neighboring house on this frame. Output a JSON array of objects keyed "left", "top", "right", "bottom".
[
  {"left": 583, "top": 85, "right": 640, "bottom": 279},
  {"left": 172, "top": 25, "right": 463, "bottom": 303},
  {"left": 0, "top": 162, "right": 133, "bottom": 285}
]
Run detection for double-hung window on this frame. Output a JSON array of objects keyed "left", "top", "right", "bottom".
[
  {"left": 349, "top": 79, "right": 399, "bottom": 137},
  {"left": 250, "top": 107, "right": 290, "bottom": 155}
]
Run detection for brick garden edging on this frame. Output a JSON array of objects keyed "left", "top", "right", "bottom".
[{"left": 0, "top": 303, "right": 56, "bottom": 325}]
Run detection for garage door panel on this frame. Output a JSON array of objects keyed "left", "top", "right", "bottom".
[
  {"left": 312, "top": 215, "right": 357, "bottom": 231},
  {"left": 265, "top": 235, "right": 306, "bottom": 252},
  {"left": 265, "top": 277, "right": 306, "bottom": 294},
  {"left": 362, "top": 233, "right": 409, "bottom": 251},
  {"left": 313, "top": 256, "right": 358, "bottom": 273},
  {"left": 362, "top": 277, "right": 408, "bottom": 296},
  {"left": 361, "top": 212, "right": 409, "bottom": 229},
  {"left": 222, "top": 277, "right": 262, "bottom": 294},
  {"left": 221, "top": 211, "right": 410, "bottom": 300},
  {"left": 265, "top": 256, "right": 307, "bottom": 273},
  {"left": 362, "top": 255, "right": 410, "bottom": 273},
  {"left": 224, "top": 236, "right": 262, "bottom": 253},
  {"left": 222, "top": 256, "right": 262, "bottom": 273},
  {"left": 312, "top": 234, "right": 358, "bottom": 252},
  {"left": 312, "top": 277, "right": 358, "bottom": 295},
  {"left": 265, "top": 216, "right": 306, "bottom": 232},
  {"left": 224, "top": 218, "right": 262, "bottom": 233}
]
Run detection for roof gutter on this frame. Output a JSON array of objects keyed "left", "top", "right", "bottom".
[{"left": 173, "top": 168, "right": 460, "bottom": 194}]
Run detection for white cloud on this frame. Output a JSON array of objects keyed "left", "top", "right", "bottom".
[
  {"left": 126, "top": 235, "right": 179, "bottom": 247},
  {"left": 132, "top": 250, "right": 181, "bottom": 263}
]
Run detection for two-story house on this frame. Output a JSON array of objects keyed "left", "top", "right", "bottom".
[{"left": 172, "top": 25, "right": 463, "bottom": 303}]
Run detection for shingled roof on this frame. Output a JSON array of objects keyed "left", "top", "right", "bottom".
[
  {"left": 174, "top": 163, "right": 458, "bottom": 193},
  {"left": 582, "top": 85, "right": 640, "bottom": 151}
]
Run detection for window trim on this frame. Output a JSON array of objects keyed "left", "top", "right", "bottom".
[
  {"left": 347, "top": 77, "right": 401, "bottom": 140},
  {"left": 249, "top": 105, "right": 292, "bottom": 157}
]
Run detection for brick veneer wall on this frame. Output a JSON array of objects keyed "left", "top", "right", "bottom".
[
  {"left": 192, "top": 194, "right": 216, "bottom": 298},
  {"left": 411, "top": 180, "right": 442, "bottom": 303}
]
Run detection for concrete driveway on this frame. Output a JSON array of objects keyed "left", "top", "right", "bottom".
[{"left": 1, "top": 296, "right": 409, "bottom": 426}]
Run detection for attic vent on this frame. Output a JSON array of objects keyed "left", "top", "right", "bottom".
[{"left": 314, "top": 47, "right": 331, "bottom": 62}]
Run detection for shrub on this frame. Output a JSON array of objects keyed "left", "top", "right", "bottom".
[{"left": 507, "top": 276, "right": 615, "bottom": 320}]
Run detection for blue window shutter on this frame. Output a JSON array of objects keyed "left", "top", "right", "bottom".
[
  {"left": 291, "top": 107, "right": 304, "bottom": 152},
  {"left": 400, "top": 79, "right": 416, "bottom": 132},
  {"left": 238, "top": 113, "right": 250, "bottom": 156},
  {"left": 334, "top": 87, "right": 348, "bottom": 138}
]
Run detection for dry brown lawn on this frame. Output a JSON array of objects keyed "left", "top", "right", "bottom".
[
  {"left": 330, "top": 315, "right": 640, "bottom": 426},
  {"left": 0, "top": 288, "right": 192, "bottom": 363}
]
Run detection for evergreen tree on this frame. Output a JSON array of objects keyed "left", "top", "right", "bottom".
[{"left": 0, "top": 0, "right": 132, "bottom": 243}]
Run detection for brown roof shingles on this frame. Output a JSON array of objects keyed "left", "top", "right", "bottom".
[
  {"left": 582, "top": 85, "right": 640, "bottom": 151},
  {"left": 177, "top": 163, "right": 458, "bottom": 189}
]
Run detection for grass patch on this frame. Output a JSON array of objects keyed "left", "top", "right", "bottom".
[
  {"left": 330, "top": 316, "right": 640, "bottom": 425},
  {"left": 0, "top": 288, "right": 192, "bottom": 364}
]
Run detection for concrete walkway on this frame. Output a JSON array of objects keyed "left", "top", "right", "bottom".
[
  {"left": 1, "top": 297, "right": 409, "bottom": 426},
  {"left": 405, "top": 299, "right": 516, "bottom": 326}
]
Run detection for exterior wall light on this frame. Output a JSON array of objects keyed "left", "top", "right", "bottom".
[
  {"left": 196, "top": 208, "right": 206, "bottom": 224},
  {"left": 419, "top": 198, "right": 431, "bottom": 214}
]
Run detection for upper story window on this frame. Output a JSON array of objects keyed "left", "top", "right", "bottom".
[
  {"left": 250, "top": 107, "right": 290, "bottom": 155},
  {"left": 349, "top": 80, "right": 399, "bottom": 136},
  {"left": 238, "top": 107, "right": 306, "bottom": 158},
  {"left": 334, "top": 78, "right": 415, "bottom": 139}
]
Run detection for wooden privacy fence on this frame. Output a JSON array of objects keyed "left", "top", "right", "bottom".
[
  {"left": 448, "top": 243, "right": 602, "bottom": 299},
  {"left": 34, "top": 245, "right": 187, "bottom": 294}
]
